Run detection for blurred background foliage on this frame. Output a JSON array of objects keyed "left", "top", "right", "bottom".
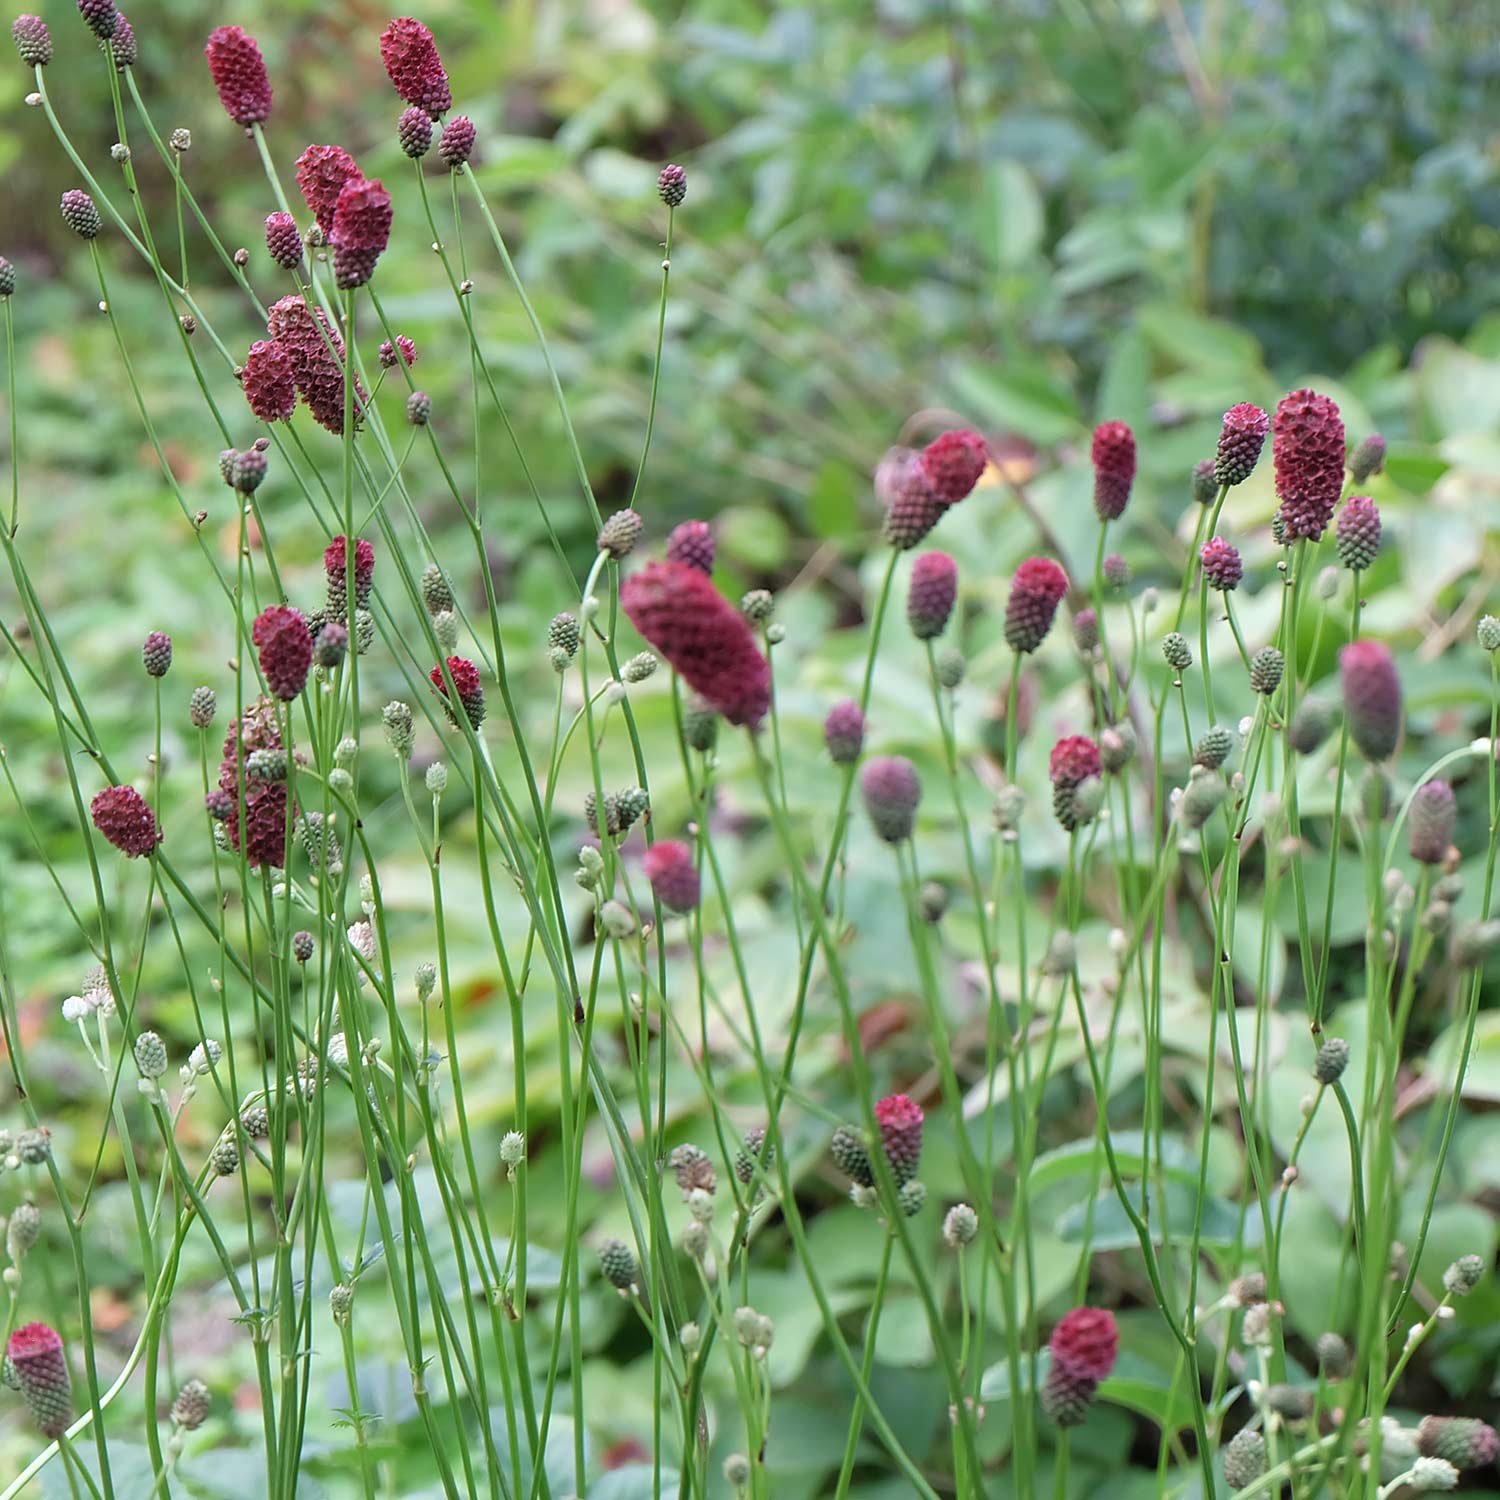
[{"left": 5, "top": 0, "right": 1500, "bottom": 1490}]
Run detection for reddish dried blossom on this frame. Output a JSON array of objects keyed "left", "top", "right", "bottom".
[
  {"left": 1340, "top": 639, "right": 1402, "bottom": 762},
  {"left": 294, "top": 143, "right": 361, "bottom": 234},
  {"left": 1213, "top": 402, "right": 1269, "bottom": 488},
  {"left": 204, "top": 25, "right": 271, "bottom": 127},
  {"left": 666, "top": 520, "right": 715, "bottom": 575},
  {"left": 218, "top": 696, "right": 291, "bottom": 867},
  {"left": 1091, "top": 421, "right": 1136, "bottom": 522},
  {"left": 641, "top": 839, "right": 700, "bottom": 913},
  {"left": 90, "top": 785, "right": 160, "bottom": 857},
  {"left": 7, "top": 1323, "right": 71, "bottom": 1437},
  {"left": 920, "top": 428, "right": 987, "bottom": 506},
  {"left": 1004, "top": 557, "right": 1069, "bottom": 654},
  {"left": 378, "top": 16, "right": 451, "bottom": 117},
  {"left": 620, "top": 560, "right": 771, "bottom": 729},
  {"left": 1273, "top": 389, "right": 1345, "bottom": 543},
  {"left": 241, "top": 339, "right": 296, "bottom": 423},
  {"left": 253, "top": 606, "right": 312, "bottom": 701},
  {"left": 874, "top": 1094, "right": 923, "bottom": 1184},
  {"left": 330, "top": 176, "right": 393, "bottom": 289},
  {"left": 1049, "top": 1307, "right": 1118, "bottom": 1382},
  {"left": 907, "top": 551, "right": 957, "bottom": 640},
  {"left": 378, "top": 335, "right": 417, "bottom": 369},
  {"left": 267, "top": 294, "right": 365, "bottom": 435}
]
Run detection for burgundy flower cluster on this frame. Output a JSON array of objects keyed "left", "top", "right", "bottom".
[
  {"left": 264, "top": 294, "right": 366, "bottom": 435},
  {"left": 218, "top": 696, "right": 293, "bottom": 868},
  {"left": 1273, "top": 388, "right": 1345, "bottom": 542},
  {"left": 620, "top": 560, "right": 771, "bottom": 729},
  {"left": 880, "top": 428, "right": 988, "bottom": 550},
  {"left": 379, "top": 16, "right": 451, "bottom": 117},
  {"left": 204, "top": 25, "right": 271, "bottom": 127},
  {"left": 1041, "top": 1307, "right": 1118, "bottom": 1426}
]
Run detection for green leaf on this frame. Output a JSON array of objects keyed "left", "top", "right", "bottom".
[
  {"left": 980, "top": 1348, "right": 1049, "bottom": 1401},
  {"left": 589, "top": 1466, "right": 680, "bottom": 1499},
  {"left": 947, "top": 358, "right": 1081, "bottom": 446},
  {"left": 1028, "top": 1132, "right": 1197, "bottom": 1193},
  {"left": 980, "top": 159, "right": 1044, "bottom": 271},
  {"left": 1055, "top": 1182, "right": 1259, "bottom": 1251}
]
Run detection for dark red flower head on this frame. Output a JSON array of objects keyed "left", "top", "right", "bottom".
[
  {"left": 90, "top": 785, "right": 160, "bottom": 857},
  {"left": 431, "top": 656, "right": 486, "bottom": 731},
  {"left": 620, "top": 560, "right": 771, "bottom": 729},
  {"left": 267, "top": 293, "right": 366, "bottom": 435},
  {"left": 439, "top": 115, "right": 476, "bottom": 170},
  {"left": 379, "top": 16, "right": 451, "bottom": 117},
  {"left": 330, "top": 176, "right": 393, "bottom": 289},
  {"left": 1049, "top": 735, "right": 1101, "bottom": 789},
  {"left": 7, "top": 1323, "right": 71, "bottom": 1437},
  {"left": 920, "top": 428, "right": 988, "bottom": 506},
  {"left": 1005, "top": 557, "right": 1069, "bottom": 654},
  {"left": 324, "top": 535, "right": 375, "bottom": 610},
  {"left": 1340, "top": 638, "right": 1401, "bottom": 763},
  {"left": 1273, "top": 389, "right": 1345, "bottom": 542},
  {"left": 641, "top": 839, "right": 700, "bottom": 913},
  {"left": 378, "top": 335, "right": 418, "bottom": 369},
  {"left": 907, "top": 551, "right": 958, "bottom": 640},
  {"left": 1091, "top": 421, "right": 1136, "bottom": 522},
  {"left": 666, "top": 520, "right": 715, "bottom": 575},
  {"left": 218, "top": 697, "right": 292, "bottom": 867},
  {"left": 880, "top": 449, "right": 946, "bottom": 550},
  {"left": 1200, "top": 536, "right": 1242, "bottom": 592},
  {"left": 658, "top": 164, "right": 687, "bottom": 207},
  {"left": 253, "top": 605, "right": 312, "bottom": 701},
  {"left": 264, "top": 211, "right": 302, "bottom": 270},
  {"left": 242, "top": 339, "right": 297, "bottom": 423},
  {"left": 1214, "top": 403, "right": 1269, "bottom": 488},
  {"left": 294, "top": 143, "right": 361, "bottom": 234},
  {"left": 874, "top": 1093, "right": 923, "bottom": 1183},
  {"left": 1335, "top": 494, "right": 1381, "bottom": 571},
  {"left": 205, "top": 25, "right": 271, "bottom": 126},
  {"left": 1049, "top": 1307, "right": 1118, "bottom": 1382},
  {"left": 1409, "top": 779, "right": 1456, "bottom": 866}
]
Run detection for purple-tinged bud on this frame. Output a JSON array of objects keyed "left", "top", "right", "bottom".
[
  {"left": 264, "top": 211, "right": 302, "bottom": 269},
  {"left": 1214, "top": 402, "right": 1269, "bottom": 487},
  {"left": 1409, "top": 780, "right": 1456, "bottom": 866},
  {"left": 1200, "top": 536, "right": 1242, "bottom": 592},
  {"left": 1091, "top": 421, "right": 1135, "bottom": 522},
  {"left": 397, "top": 105, "right": 433, "bottom": 159},
  {"left": 658, "top": 164, "right": 687, "bottom": 207},
  {"left": 1340, "top": 639, "right": 1402, "bottom": 762},
  {"left": 861, "top": 756, "right": 921, "bottom": 842},
  {"left": 907, "top": 552, "right": 957, "bottom": 640},
  {"left": 1348, "top": 433, "right": 1387, "bottom": 484},
  {"left": 1336, "top": 495, "right": 1381, "bottom": 571},
  {"left": 12, "top": 14, "right": 52, "bottom": 64},
  {"left": 823, "top": 701, "right": 865, "bottom": 765}
]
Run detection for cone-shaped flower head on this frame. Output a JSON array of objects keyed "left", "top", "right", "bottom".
[
  {"left": 397, "top": 105, "right": 433, "bottom": 158},
  {"left": 294, "top": 144, "right": 361, "bottom": 234},
  {"left": 830, "top": 1126, "right": 874, "bottom": 1187},
  {"left": 1314, "top": 1036, "right": 1349, "bottom": 1084},
  {"left": 379, "top": 16, "right": 451, "bottom": 117},
  {"left": 431, "top": 656, "right": 486, "bottom": 731},
  {"left": 1409, "top": 779, "right": 1456, "bottom": 865},
  {"left": 263, "top": 211, "right": 301, "bottom": 269},
  {"left": 1072, "top": 609, "right": 1098, "bottom": 653},
  {"left": 1091, "top": 421, "right": 1136, "bottom": 522},
  {"left": 642, "top": 839, "right": 700, "bottom": 913},
  {"left": 874, "top": 1094, "right": 923, "bottom": 1184},
  {"left": 267, "top": 293, "right": 366, "bottom": 434},
  {"left": 1273, "top": 389, "right": 1345, "bottom": 542},
  {"left": 330, "top": 176, "right": 392, "bottom": 289},
  {"left": 142, "top": 631, "right": 172, "bottom": 678},
  {"left": 104, "top": 13, "right": 135, "bottom": 70},
  {"left": 77, "top": 0, "right": 116, "bottom": 42},
  {"left": 598, "top": 1238, "right": 638, "bottom": 1291},
  {"left": 439, "top": 115, "right": 475, "bottom": 170},
  {"left": 1040, "top": 1361, "right": 1098, "bottom": 1426},
  {"left": 1049, "top": 1306, "right": 1118, "bottom": 1382},
  {"left": 598, "top": 507, "right": 643, "bottom": 559},
  {"left": 1005, "top": 557, "right": 1069, "bottom": 654},
  {"left": 12, "top": 15, "right": 52, "bottom": 64},
  {"left": 7, "top": 1323, "right": 71, "bottom": 1437},
  {"left": 860, "top": 756, "right": 921, "bottom": 842},
  {"left": 1200, "top": 536, "right": 1242, "bottom": 591},
  {"left": 666, "top": 520, "right": 715, "bottom": 575},
  {"left": 1191, "top": 459, "right": 1217, "bottom": 506},
  {"left": 242, "top": 339, "right": 297, "bottom": 422},
  {"left": 880, "top": 449, "right": 946, "bottom": 549},
  {"left": 218, "top": 697, "right": 291, "bottom": 867},
  {"left": 1249, "top": 646, "right": 1284, "bottom": 696},
  {"left": 324, "top": 534, "right": 375, "bottom": 612},
  {"left": 60, "top": 189, "right": 100, "bottom": 239},
  {"left": 379, "top": 335, "right": 417, "bottom": 369},
  {"left": 920, "top": 428, "right": 987, "bottom": 506},
  {"left": 1222, "top": 1429, "right": 1267, "bottom": 1489},
  {"left": 1340, "top": 639, "right": 1402, "bottom": 761},
  {"left": 1214, "top": 403, "right": 1269, "bottom": 487},
  {"left": 1336, "top": 494, "right": 1381, "bottom": 571},
  {"left": 823, "top": 700, "right": 865, "bottom": 765},
  {"left": 620, "top": 560, "right": 771, "bottom": 728},
  {"left": 170, "top": 1379, "right": 211, "bottom": 1431},
  {"left": 658, "top": 164, "right": 687, "bottom": 206},
  {"left": 204, "top": 25, "right": 271, "bottom": 126},
  {"left": 1289, "top": 696, "right": 1335, "bottom": 754},
  {"left": 90, "top": 785, "right": 160, "bottom": 856},
  {"left": 1050, "top": 735, "right": 1102, "bottom": 831},
  {"left": 253, "top": 606, "right": 312, "bottom": 701},
  {"left": 1417, "top": 1416, "right": 1500, "bottom": 1470},
  {"left": 907, "top": 552, "right": 957, "bottom": 640}
]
